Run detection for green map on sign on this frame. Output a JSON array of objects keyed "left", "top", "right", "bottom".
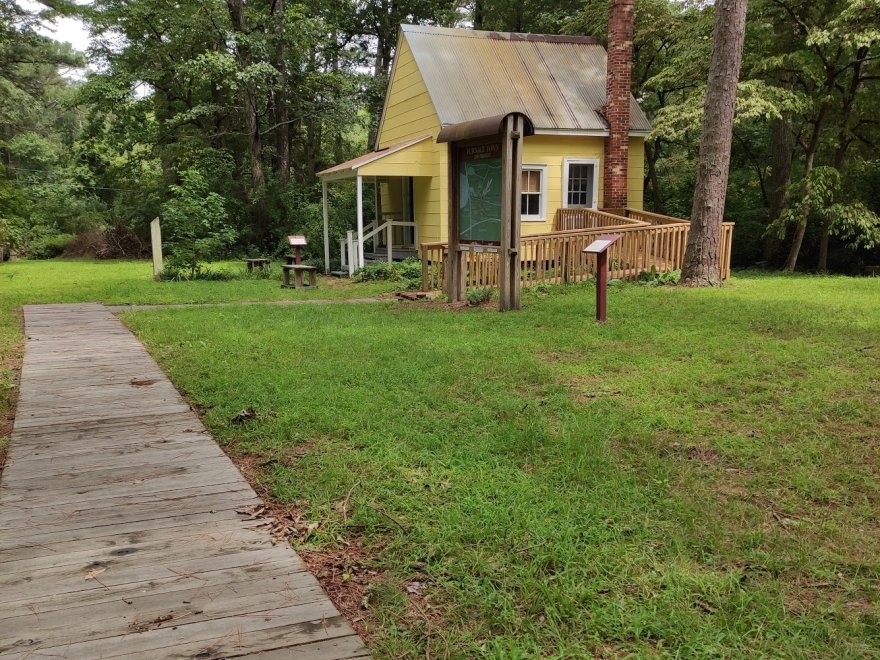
[{"left": 459, "top": 158, "right": 501, "bottom": 242}]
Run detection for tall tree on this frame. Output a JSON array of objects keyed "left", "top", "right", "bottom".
[
  {"left": 225, "top": 0, "right": 268, "bottom": 243},
  {"left": 680, "top": 0, "right": 749, "bottom": 286}
]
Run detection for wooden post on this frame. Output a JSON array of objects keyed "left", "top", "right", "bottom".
[
  {"left": 446, "top": 143, "right": 462, "bottom": 301},
  {"left": 596, "top": 251, "right": 608, "bottom": 322},
  {"left": 321, "top": 181, "right": 330, "bottom": 274},
  {"left": 356, "top": 175, "right": 365, "bottom": 270},
  {"left": 584, "top": 234, "right": 622, "bottom": 322},
  {"left": 421, "top": 244, "right": 428, "bottom": 291},
  {"left": 499, "top": 115, "right": 523, "bottom": 311},
  {"left": 150, "top": 217, "right": 162, "bottom": 280}
]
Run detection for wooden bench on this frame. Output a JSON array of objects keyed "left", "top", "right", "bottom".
[
  {"left": 281, "top": 264, "right": 318, "bottom": 288},
  {"left": 245, "top": 258, "right": 271, "bottom": 271}
]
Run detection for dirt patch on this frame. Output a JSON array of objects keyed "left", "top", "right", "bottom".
[
  {"left": 551, "top": 371, "right": 625, "bottom": 405},
  {"left": 659, "top": 442, "right": 721, "bottom": 463},
  {"left": 299, "top": 541, "right": 384, "bottom": 641},
  {"left": 228, "top": 450, "right": 386, "bottom": 644}
]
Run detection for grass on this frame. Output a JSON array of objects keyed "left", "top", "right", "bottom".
[
  {"left": 115, "top": 271, "right": 880, "bottom": 657},
  {"left": 0, "top": 259, "right": 396, "bottom": 454}
]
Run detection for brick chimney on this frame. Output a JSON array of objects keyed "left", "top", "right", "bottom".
[{"left": 603, "top": 0, "right": 634, "bottom": 209}]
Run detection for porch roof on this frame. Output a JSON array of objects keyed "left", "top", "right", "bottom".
[{"left": 317, "top": 135, "right": 434, "bottom": 182}]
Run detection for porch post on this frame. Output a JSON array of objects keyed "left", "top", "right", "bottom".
[
  {"left": 356, "top": 175, "right": 365, "bottom": 269},
  {"left": 322, "top": 180, "right": 330, "bottom": 274},
  {"left": 387, "top": 223, "right": 393, "bottom": 263}
]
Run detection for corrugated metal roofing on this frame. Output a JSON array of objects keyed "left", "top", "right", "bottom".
[{"left": 400, "top": 25, "right": 651, "bottom": 134}]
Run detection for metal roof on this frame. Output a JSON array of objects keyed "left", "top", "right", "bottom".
[
  {"left": 317, "top": 135, "right": 432, "bottom": 180},
  {"left": 400, "top": 25, "right": 651, "bottom": 134}
]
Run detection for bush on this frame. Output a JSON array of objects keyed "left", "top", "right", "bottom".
[
  {"left": 638, "top": 267, "right": 681, "bottom": 286},
  {"left": 161, "top": 169, "right": 236, "bottom": 279},
  {"left": 28, "top": 233, "right": 74, "bottom": 259},
  {"left": 466, "top": 287, "right": 495, "bottom": 305},
  {"left": 160, "top": 255, "right": 235, "bottom": 281},
  {"left": 354, "top": 257, "right": 422, "bottom": 290}
]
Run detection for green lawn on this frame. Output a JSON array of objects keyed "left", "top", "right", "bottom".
[
  {"left": 114, "top": 272, "right": 880, "bottom": 657},
  {"left": 0, "top": 259, "right": 395, "bottom": 451}
]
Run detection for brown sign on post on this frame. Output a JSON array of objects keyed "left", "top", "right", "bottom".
[
  {"left": 583, "top": 234, "right": 622, "bottom": 323},
  {"left": 286, "top": 235, "right": 307, "bottom": 265},
  {"left": 438, "top": 112, "right": 534, "bottom": 311}
]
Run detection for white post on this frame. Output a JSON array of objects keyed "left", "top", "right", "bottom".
[
  {"left": 150, "top": 217, "right": 163, "bottom": 280},
  {"left": 346, "top": 230, "right": 355, "bottom": 277},
  {"left": 356, "top": 175, "right": 365, "bottom": 269},
  {"left": 322, "top": 181, "right": 330, "bottom": 274},
  {"left": 387, "top": 223, "right": 393, "bottom": 263}
]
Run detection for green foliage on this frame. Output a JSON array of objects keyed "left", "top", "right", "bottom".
[
  {"left": 26, "top": 233, "right": 74, "bottom": 259},
  {"left": 638, "top": 266, "right": 681, "bottom": 285},
  {"left": 354, "top": 257, "right": 422, "bottom": 290},
  {"left": 160, "top": 258, "right": 236, "bottom": 282},
  {"left": 777, "top": 166, "right": 880, "bottom": 249},
  {"left": 161, "top": 169, "right": 236, "bottom": 279},
  {"left": 465, "top": 286, "right": 495, "bottom": 304}
]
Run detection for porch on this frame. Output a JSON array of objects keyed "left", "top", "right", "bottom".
[
  {"left": 421, "top": 207, "right": 734, "bottom": 291},
  {"left": 330, "top": 175, "right": 419, "bottom": 276},
  {"left": 318, "top": 135, "right": 432, "bottom": 276}
]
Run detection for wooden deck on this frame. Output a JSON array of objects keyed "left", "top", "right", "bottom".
[{"left": 0, "top": 303, "right": 367, "bottom": 659}]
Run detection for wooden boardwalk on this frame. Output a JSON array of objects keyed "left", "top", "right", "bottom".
[{"left": 0, "top": 304, "right": 367, "bottom": 659}]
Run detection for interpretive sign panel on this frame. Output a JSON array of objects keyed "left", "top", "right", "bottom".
[{"left": 458, "top": 142, "right": 502, "bottom": 243}]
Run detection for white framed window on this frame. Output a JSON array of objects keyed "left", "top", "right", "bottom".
[
  {"left": 562, "top": 158, "right": 600, "bottom": 209},
  {"left": 520, "top": 164, "right": 547, "bottom": 221}
]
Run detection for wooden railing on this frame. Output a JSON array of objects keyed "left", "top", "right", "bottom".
[
  {"left": 603, "top": 207, "right": 691, "bottom": 226},
  {"left": 554, "top": 208, "right": 647, "bottom": 231},
  {"left": 421, "top": 242, "right": 446, "bottom": 291},
  {"left": 421, "top": 213, "right": 735, "bottom": 291}
]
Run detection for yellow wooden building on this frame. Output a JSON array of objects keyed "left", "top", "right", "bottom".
[{"left": 318, "top": 24, "right": 652, "bottom": 273}]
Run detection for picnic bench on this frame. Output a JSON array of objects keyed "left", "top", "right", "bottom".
[
  {"left": 280, "top": 234, "right": 317, "bottom": 288},
  {"left": 281, "top": 264, "right": 318, "bottom": 288},
  {"left": 245, "top": 257, "right": 271, "bottom": 271}
]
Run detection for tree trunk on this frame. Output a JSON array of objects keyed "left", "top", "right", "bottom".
[
  {"left": 782, "top": 149, "right": 816, "bottom": 272},
  {"left": 272, "top": 0, "right": 290, "bottom": 185},
  {"left": 680, "top": 0, "right": 749, "bottom": 286},
  {"left": 762, "top": 115, "right": 793, "bottom": 263},
  {"left": 226, "top": 0, "right": 267, "bottom": 243}
]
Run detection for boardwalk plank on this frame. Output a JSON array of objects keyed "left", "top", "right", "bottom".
[{"left": 0, "top": 304, "right": 365, "bottom": 658}]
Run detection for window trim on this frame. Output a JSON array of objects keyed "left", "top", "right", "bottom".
[
  {"left": 520, "top": 164, "right": 548, "bottom": 222},
  {"left": 562, "top": 158, "right": 600, "bottom": 209}
]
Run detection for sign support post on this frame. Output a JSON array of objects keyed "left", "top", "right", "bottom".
[
  {"left": 499, "top": 114, "right": 524, "bottom": 311},
  {"left": 583, "top": 234, "right": 622, "bottom": 323},
  {"left": 150, "top": 217, "right": 162, "bottom": 281}
]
